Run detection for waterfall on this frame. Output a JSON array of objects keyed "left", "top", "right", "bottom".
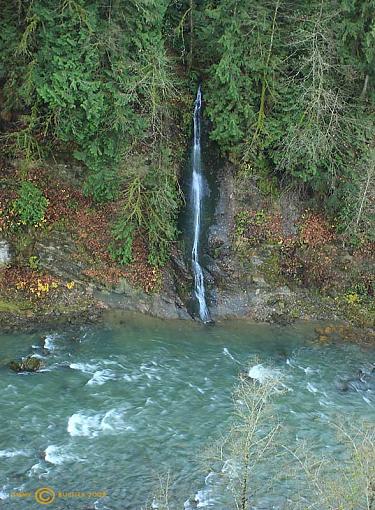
[{"left": 190, "top": 85, "right": 211, "bottom": 323}]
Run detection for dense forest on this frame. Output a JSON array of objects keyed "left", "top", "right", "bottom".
[
  {"left": 1, "top": 5, "right": 374, "bottom": 506},
  {"left": 0, "top": 0, "right": 374, "bottom": 267}
]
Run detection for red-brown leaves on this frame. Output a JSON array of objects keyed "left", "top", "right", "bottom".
[{"left": 299, "top": 213, "right": 334, "bottom": 247}]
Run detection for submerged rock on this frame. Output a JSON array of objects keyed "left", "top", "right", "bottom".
[
  {"left": 9, "top": 356, "right": 43, "bottom": 373},
  {"left": 336, "top": 365, "right": 375, "bottom": 394},
  {"left": 318, "top": 335, "right": 330, "bottom": 343},
  {"left": 315, "top": 325, "right": 336, "bottom": 336},
  {"left": 336, "top": 380, "right": 350, "bottom": 392}
]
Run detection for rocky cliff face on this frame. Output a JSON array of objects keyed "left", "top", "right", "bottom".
[
  {"left": 192, "top": 164, "right": 300, "bottom": 323},
  {"left": 174, "top": 163, "right": 374, "bottom": 328},
  {"left": 32, "top": 231, "right": 190, "bottom": 321},
  {"left": 0, "top": 159, "right": 373, "bottom": 330}
]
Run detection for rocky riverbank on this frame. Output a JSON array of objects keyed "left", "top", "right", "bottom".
[
  {"left": 0, "top": 298, "right": 104, "bottom": 334},
  {"left": 0, "top": 161, "right": 373, "bottom": 335},
  {"left": 208, "top": 165, "right": 373, "bottom": 328}
]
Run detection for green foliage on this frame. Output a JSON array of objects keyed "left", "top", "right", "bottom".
[
  {"left": 28, "top": 255, "right": 40, "bottom": 270},
  {"left": 184, "top": 0, "right": 375, "bottom": 239},
  {"left": 1, "top": 0, "right": 374, "bottom": 263},
  {"left": 271, "top": 1, "right": 373, "bottom": 217},
  {"left": 1, "top": 0, "right": 183, "bottom": 266},
  {"left": 200, "top": 0, "right": 283, "bottom": 157},
  {"left": 12, "top": 181, "right": 49, "bottom": 228},
  {"left": 0, "top": 0, "right": 176, "bottom": 200},
  {"left": 111, "top": 221, "right": 135, "bottom": 265},
  {"left": 110, "top": 151, "right": 181, "bottom": 267},
  {"left": 146, "top": 167, "right": 181, "bottom": 266},
  {"left": 235, "top": 211, "right": 252, "bottom": 238},
  {"left": 338, "top": 0, "right": 375, "bottom": 96},
  {"left": 336, "top": 148, "right": 375, "bottom": 243},
  {"left": 262, "top": 252, "right": 282, "bottom": 286}
]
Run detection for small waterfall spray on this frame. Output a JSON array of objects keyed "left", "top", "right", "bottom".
[{"left": 190, "top": 85, "right": 211, "bottom": 323}]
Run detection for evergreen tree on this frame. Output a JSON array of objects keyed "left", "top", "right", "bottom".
[{"left": 0, "top": 0, "right": 373, "bottom": 261}]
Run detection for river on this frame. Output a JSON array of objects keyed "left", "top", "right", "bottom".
[{"left": 0, "top": 313, "right": 374, "bottom": 509}]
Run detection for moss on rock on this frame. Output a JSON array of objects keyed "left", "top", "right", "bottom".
[{"left": 9, "top": 356, "right": 43, "bottom": 373}]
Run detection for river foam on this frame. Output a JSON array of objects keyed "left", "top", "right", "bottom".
[
  {"left": 67, "top": 409, "right": 134, "bottom": 438},
  {"left": 0, "top": 449, "right": 30, "bottom": 458},
  {"left": 1, "top": 318, "right": 374, "bottom": 510},
  {"left": 45, "top": 445, "right": 83, "bottom": 465},
  {"left": 86, "top": 369, "right": 116, "bottom": 386},
  {"left": 248, "top": 364, "right": 281, "bottom": 384},
  {"left": 69, "top": 362, "right": 100, "bottom": 373},
  {"left": 44, "top": 333, "right": 59, "bottom": 351}
]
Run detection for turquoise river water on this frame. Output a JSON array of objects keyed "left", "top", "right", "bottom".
[{"left": 0, "top": 313, "right": 374, "bottom": 509}]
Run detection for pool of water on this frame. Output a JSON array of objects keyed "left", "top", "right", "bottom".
[{"left": 0, "top": 313, "right": 374, "bottom": 509}]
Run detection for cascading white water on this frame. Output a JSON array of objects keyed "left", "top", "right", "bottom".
[{"left": 191, "top": 85, "right": 210, "bottom": 323}]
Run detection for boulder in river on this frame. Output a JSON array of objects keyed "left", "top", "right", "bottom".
[
  {"left": 335, "top": 365, "right": 375, "bottom": 394},
  {"left": 9, "top": 356, "right": 43, "bottom": 373}
]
